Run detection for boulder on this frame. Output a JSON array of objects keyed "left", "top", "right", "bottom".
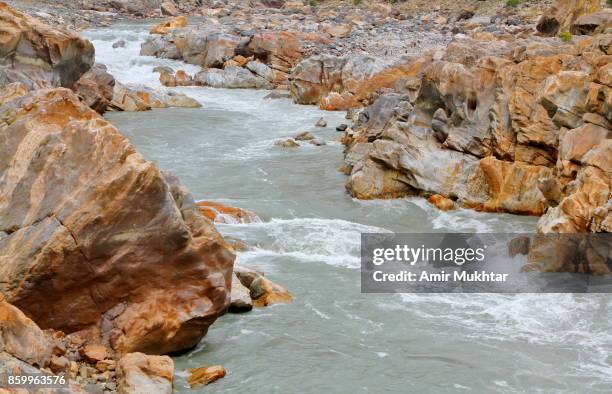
[
  {"left": 160, "top": 1, "right": 179, "bottom": 17},
  {"left": 294, "top": 131, "right": 315, "bottom": 141},
  {"left": 116, "top": 353, "right": 173, "bottom": 394},
  {"left": 150, "top": 16, "right": 187, "bottom": 35},
  {"left": 228, "top": 273, "right": 252, "bottom": 313},
  {"left": 427, "top": 195, "right": 455, "bottom": 211},
  {"left": 571, "top": 10, "right": 612, "bottom": 35},
  {"left": 0, "top": 89, "right": 234, "bottom": 355},
  {"left": 250, "top": 276, "right": 293, "bottom": 307},
  {"left": 0, "top": 3, "right": 94, "bottom": 88},
  {"left": 71, "top": 64, "right": 116, "bottom": 114},
  {"left": 187, "top": 365, "right": 226, "bottom": 387},
  {"left": 275, "top": 138, "right": 300, "bottom": 148},
  {"left": 79, "top": 344, "right": 108, "bottom": 364},
  {"left": 196, "top": 201, "right": 261, "bottom": 224},
  {"left": 315, "top": 117, "right": 327, "bottom": 127},
  {"left": 110, "top": 82, "right": 201, "bottom": 111},
  {"left": 536, "top": 0, "right": 601, "bottom": 36},
  {"left": 0, "top": 301, "right": 52, "bottom": 367},
  {"left": 195, "top": 67, "right": 272, "bottom": 89}
]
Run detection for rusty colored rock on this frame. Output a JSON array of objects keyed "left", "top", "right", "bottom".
[
  {"left": 427, "top": 195, "right": 455, "bottom": 211},
  {"left": 537, "top": 0, "right": 601, "bottom": 36},
  {"left": 0, "top": 3, "right": 94, "bottom": 88},
  {"left": 196, "top": 201, "right": 261, "bottom": 224},
  {"left": 0, "top": 301, "right": 52, "bottom": 367},
  {"left": 0, "top": 88, "right": 234, "bottom": 355},
  {"left": 79, "top": 344, "right": 108, "bottom": 364},
  {"left": 188, "top": 365, "right": 226, "bottom": 387},
  {"left": 150, "top": 16, "right": 187, "bottom": 35}
]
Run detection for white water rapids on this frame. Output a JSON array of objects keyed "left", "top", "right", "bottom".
[{"left": 85, "top": 23, "right": 612, "bottom": 393}]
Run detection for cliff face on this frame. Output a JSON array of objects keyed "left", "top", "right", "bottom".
[{"left": 0, "top": 87, "right": 234, "bottom": 355}]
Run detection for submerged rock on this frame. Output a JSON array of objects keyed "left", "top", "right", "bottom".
[
  {"left": 295, "top": 131, "right": 315, "bottom": 141},
  {"left": 275, "top": 138, "right": 300, "bottom": 148}
]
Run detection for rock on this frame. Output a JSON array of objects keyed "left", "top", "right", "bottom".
[
  {"left": 161, "top": 1, "right": 179, "bottom": 16},
  {"left": 113, "top": 40, "right": 127, "bottom": 49},
  {"left": 508, "top": 236, "right": 531, "bottom": 257},
  {"left": 322, "top": 23, "right": 352, "bottom": 38},
  {"left": 427, "top": 195, "right": 455, "bottom": 211},
  {"left": 110, "top": 82, "right": 201, "bottom": 111},
  {"left": 159, "top": 69, "right": 194, "bottom": 87},
  {"left": 0, "top": 89, "right": 234, "bottom": 355},
  {"left": 336, "top": 124, "right": 348, "bottom": 131},
  {"left": 264, "top": 90, "right": 291, "bottom": 99},
  {"left": 571, "top": 10, "right": 612, "bottom": 35},
  {"left": 309, "top": 138, "right": 326, "bottom": 146},
  {"left": 228, "top": 273, "right": 253, "bottom": 313},
  {"left": 71, "top": 64, "right": 116, "bottom": 114},
  {"left": 49, "top": 355, "right": 71, "bottom": 373},
  {"left": 0, "top": 301, "right": 52, "bottom": 367},
  {"left": 234, "top": 265, "right": 264, "bottom": 289},
  {"left": 187, "top": 365, "right": 226, "bottom": 388},
  {"left": 246, "top": 61, "right": 277, "bottom": 82},
  {"left": 243, "top": 30, "right": 304, "bottom": 73},
  {"left": 150, "top": 16, "right": 187, "bottom": 35},
  {"left": 294, "top": 131, "right": 315, "bottom": 141},
  {"left": 96, "top": 359, "right": 116, "bottom": 372},
  {"left": 0, "top": 82, "right": 29, "bottom": 105},
  {"left": 196, "top": 201, "right": 261, "bottom": 224},
  {"left": 537, "top": 0, "right": 601, "bottom": 36},
  {"left": 250, "top": 276, "right": 293, "bottom": 307},
  {"left": 315, "top": 117, "right": 327, "bottom": 127},
  {"left": 80, "top": 345, "right": 108, "bottom": 364},
  {"left": 275, "top": 138, "right": 300, "bottom": 148},
  {"left": 195, "top": 67, "right": 272, "bottom": 89},
  {"left": 153, "top": 66, "right": 173, "bottom": 75},
  {"left": 0, "top": 3, "right": 94, "bottom": 88},
  {"left": 116, "top": 353, "right": 173, "bottom": 394}
]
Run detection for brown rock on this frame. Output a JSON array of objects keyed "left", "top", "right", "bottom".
[
  {"left": 0, "top": 301, "right": 52, "bottom": 367},
  {"left": 161, "top": 1, "right": 179, "bottom": 17},
  {"left": 508, "top": 236, "right": 531, "bottom": 257},
  {"left": 537, "top": 0, "right": 601, "bottom": 36},
  {"left": 150, "top": 16, "right": 187, "bottom": 35},
  {"left": 250, "top": 276, "right": 293, "bottom": 307},
  {"left": 427, "top": 195, "right": 455, "bottom": 211},
  {"left": 80, "top": 344, "right": 108, "bottom": 364},
  {"left": 196, "top": 201, "right": 261, "bottom": 224},
  {"left": 117, "top": 353, "right": 173, "bottom": 394},
  {"left": 96, "top": 359, "right": 116, "bottom": 372},
  {"left": 49, "top": 355, "right": 70, "bottom": 373},
  {"left": 0, "top": 89, "right": 234, "bottom": 355},
  {"left": 0, "top": 3, "right": 94, "bottom": 88},
  {"left": 228, "top": 273, "right": 253, "bottom": 313},
  {"left": 71, "top": 64, "right": 115, "bottom": 114},
  {"left": 188, "top": 365, "right": 226, "bottom": 387},
  {"left": 275, "top": 138, "right": 300, "bottom": 148}
]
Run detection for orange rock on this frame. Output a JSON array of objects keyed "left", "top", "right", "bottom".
[
  {"left": 427, "top": 195, "right": 455, "bottom": 211},
  {"left": 196, "top": 201, "right": 261, "bottom": 224},
  {"left": 188, "top": 365, "right": 226, "bottom": 387},
  {"left": 80, "top": 344, "right": 108, "bottom": 364},
  {"left": 150, "top": 16, "right": 187, "bottom": 35},
  {"left": 250, "top": 276, "right": 293, "bottom": 307}
]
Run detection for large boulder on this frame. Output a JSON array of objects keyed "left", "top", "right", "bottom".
[
  {"left": 536, "top": 0, "right": 601, "bottom": 36},
  {"left": 0, "top": 301, "right": 52, "bottom": 367},
  {"left": 0, "top": 88, "right": 234, "bottom": 355},
  {"left": 0, "top": 3, "right": 94, "bottom": 88}
]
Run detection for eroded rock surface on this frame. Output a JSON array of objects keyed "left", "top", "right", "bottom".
[{"left": 0, "top": 88, "right": 234, "bottom": 355}]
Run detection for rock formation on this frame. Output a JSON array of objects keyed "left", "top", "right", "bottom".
[
  {"left": 340, "top": 32, "right": 610, "bottom": 233},
  {"left": 0, "top": 87, "right": 234, "bottom": 356}
]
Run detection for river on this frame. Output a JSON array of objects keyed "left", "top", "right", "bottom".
[{"left": 85, "top": 23, "right": 612, "bottom": 393}]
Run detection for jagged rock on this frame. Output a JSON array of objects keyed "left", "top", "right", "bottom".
[
  {"left": 187, "top": 365, "right": 226, "bottom": 387},
  {"left": 0, "top": 3, "right": 94, "bottom": 88},
  {"left": 196, "top": 201, "right": 261, "bottom": 224},
  {"left": 0, "top": 89, "right": 234, "bottom": 355},
  {"left": 0, "top": 301, "right": 52, "bottom": 367},
  {"left": 150, "top": 16, "right": 187, "bottom": 35},
  {"left": 71, "top": 64, "right": 115, "bottom": 114},
  {"left": 571, "top": 11, "right": 612, "bottom": 35},
  {"left": 536, "top": 0, "right": 601, "bottom": 36},
  {"left": 194, "top": 67, "right": 272, "bottom": 89},
  {"left": 228, "top": 273, "right": 252, "bottom": 313},
  {"left": 116, "top": 353, "right": 173, "bottom": 394}
]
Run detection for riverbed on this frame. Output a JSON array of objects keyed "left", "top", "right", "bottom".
[{"left": 86, "top": 23, "right": 612, "bottom": 393}]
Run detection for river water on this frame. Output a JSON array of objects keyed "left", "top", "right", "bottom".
[{"left": 86, "top": 24, "right": 612, "bottom": 393}]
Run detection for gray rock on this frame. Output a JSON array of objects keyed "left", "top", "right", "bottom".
[
  {"left": 112, "top": 40, "right": 126, "bottom": 49},
  {"left": 315, "top": 117, "right": 327, "bottom": 127},
  {"left": 309, "top": 138, "right": 326, "bottom": 146},
  {"left": 274, "top": 138, "right": 300, "bottom": 148},
  {"left": 195, "top": 66, "right": 272, "bottom": 89},
  {"left": 228, "top": 273, "right": 253, "bottom": 313},
  {"left": 294, "top": 131, "right": 315, "bottom": 141}
]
